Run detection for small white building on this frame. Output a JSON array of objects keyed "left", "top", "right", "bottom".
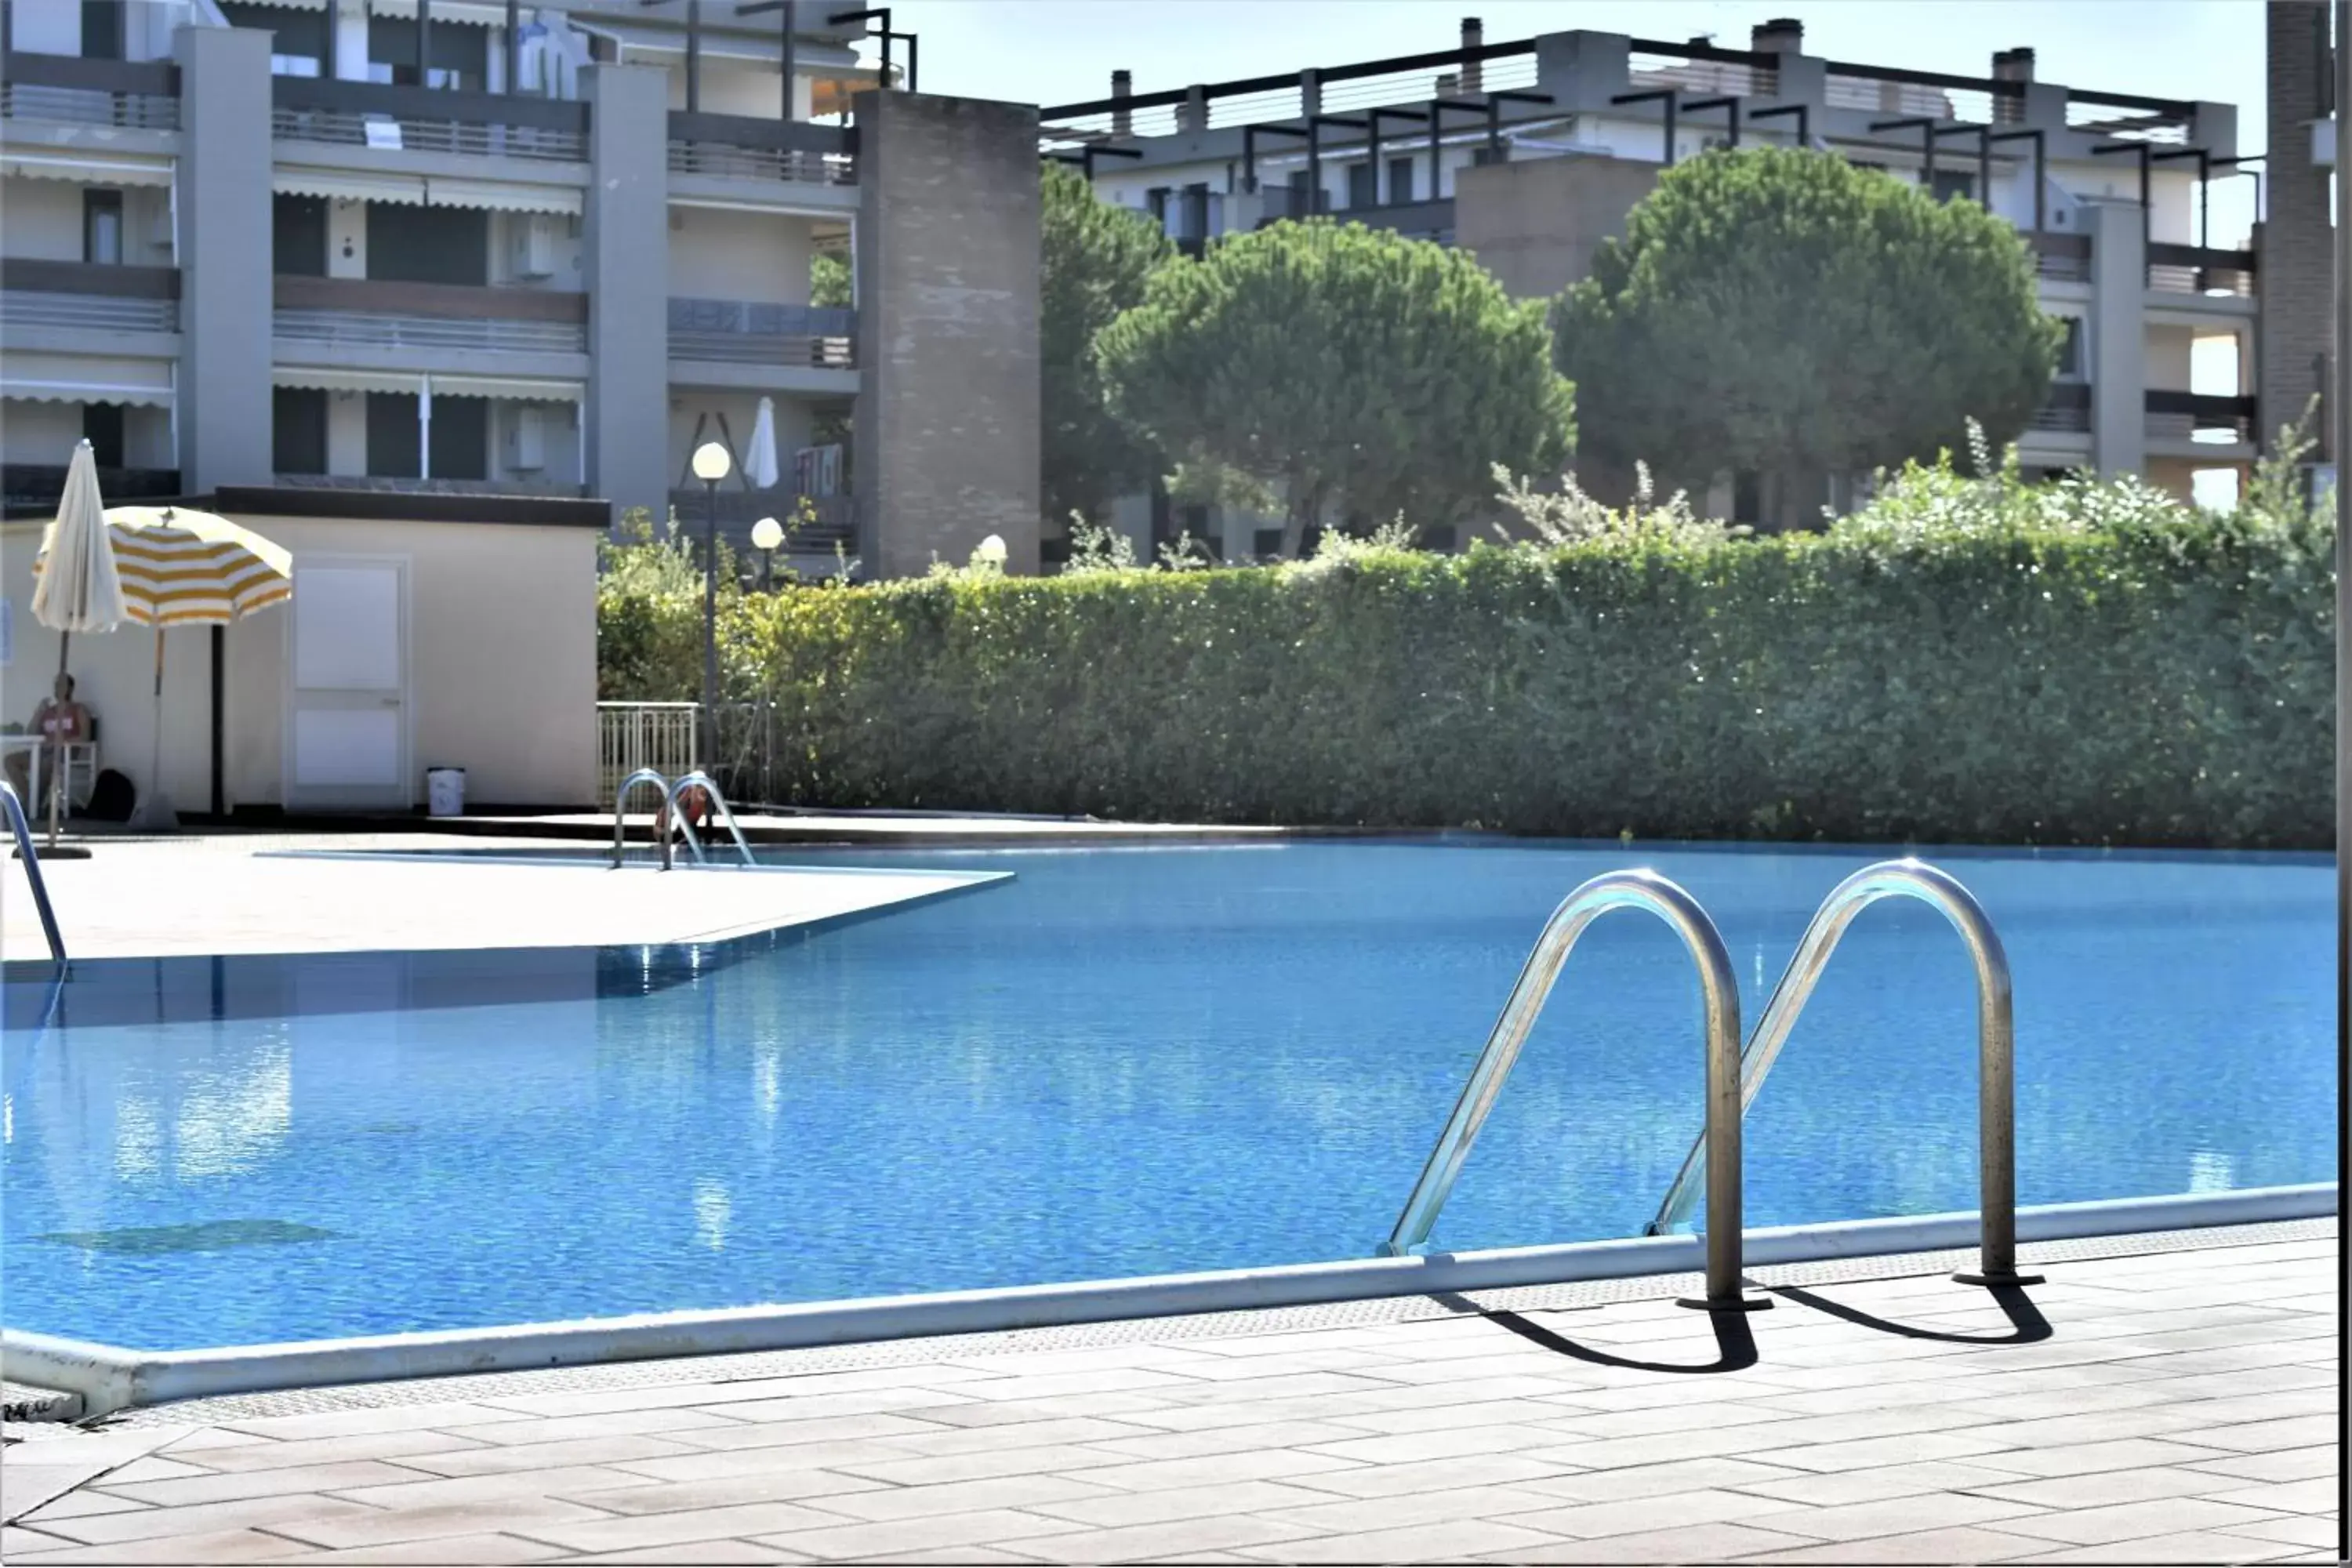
[{"left": 2, "top": 486, "right": 601, "bottom": 817}]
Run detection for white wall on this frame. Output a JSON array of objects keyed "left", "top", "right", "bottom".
[
  {"left": 666, "top": 208, "right": 814, "bottom": 303},
  {"left": 1, "top": 514, "right": 601, "bottom": 811},
  {"left": 488, "top": 210, "right": 587, "bottom": 291},
  {"left": 2147, "top": 323, "right": 2196, "bottom": 393}
]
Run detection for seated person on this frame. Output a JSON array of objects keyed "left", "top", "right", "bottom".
[{"left": 5, "top": 673, "right": 92, "bottom": 809}]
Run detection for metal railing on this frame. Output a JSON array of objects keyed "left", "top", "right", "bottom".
[
  {"left": 666, "top": 140, "right": 856, "bottom": 185},
  {"left": 1643, "top": 860, "right": 2033, "bottom": 1289},
  {"left": 1, "top": 81, "right": 177, "bottom": 129},
  {"left": 2030, "top": 232, "right": 2092, "bottom": 284},
  {"left": 1, "top": 781, "right": 67, "bottom": 965},
  {"left": 1381, "top": 869, "right": 1762, "bottom": 1312},
  {"left": 2029, "top": 381, "right": 2092, "bottom": 434},
  {"left": 667, "top": 297, "right": 856, "bottom": 368},
  {"left": 272, "top": 309, "right": 586, "bottom": 354},
  {"left": 598, "top": 702, "right": 699, "bottom": 806},
  {"left": 665, "top": 770, "right": 757, "bottom": 867},
  {"left": 0, "top": 290, "right": 178, "bottom": 333},
  {"left": 2145, "top": 390, "right": 2258, "bottom": 445},
  {"left": 2146, "top": 243, "right": 2256, "bottom": 298},
  {"left": 270, "top": 107, "right": 586, "bottom": 161},
  {"left": 611, "top": 766, "right": 678, "bottom": 869}
]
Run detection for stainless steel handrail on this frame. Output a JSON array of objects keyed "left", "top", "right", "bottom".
[
  {"left": 1, "top": 780, "right": 67, "bottom": 964},
  {"left": 663, "top": 771, "right": 757, "bottom": 868},
  {"left": 612, "top": 767, "right": 675, "bottom": 869},
  {"left": 1642, "top": 858, "right": 2035, "bottom": 1288},
  {"left": 1381, "top": 869, "right": 1764, "bottom": 1312}
]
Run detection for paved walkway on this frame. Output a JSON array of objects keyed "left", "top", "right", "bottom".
[
  {"left": 2, "top": 1224, "right": 2335, "bottom": 1565},
  {"left": 0, "top": 833, "right": 1003, "bottom": 960}
]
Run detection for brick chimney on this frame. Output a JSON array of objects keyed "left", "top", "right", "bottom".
[
  {"left": 1992, "top": 47, "right": 2035, "bottom": 82},
  {"left": 1460, "top": 16, "right": 1483, "bottom": 94},
  {"left": 1111, "top": 68, "right": 1132, "bottom": 136},
  {"left": 1751, "top": 17, "right": 1803, "bottom": 53}
]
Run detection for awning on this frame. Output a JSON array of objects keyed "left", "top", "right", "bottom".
[
  {"left": 426, "top": 373, "right": 583, "bottom": 403},
  {"left": 226, "top": 0, "right": 327, "bottom": 9},
  {"left": 271, "top": 367, "right": 583, "bottom": 403},
  {"left": 571, "top": 16, "right": 861, "bottom": 69},
  {"left": 358, "top": 0, "right": 506, "bottom": 23},
  {"left": 2, "top": 353, "right": 174, "bottom": 407},
  {"left": 274, "top": 365, "right": 423, "bottom": 397},
  {"left": 2, "top": 150, "right": 175, "bottom": 187},
  {"left": 274, "top": 167, "right": 427, "bottom": 205},
  {"left": 271, "top": 167, "right": 579, "bottom": 216},
  {"left": 424, "top": 176, "right": 582, "bottom": 216}
]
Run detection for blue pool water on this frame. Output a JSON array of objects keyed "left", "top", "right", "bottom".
[{"left": 2, "top": 840, "right": 2335, "bottom": 1351}]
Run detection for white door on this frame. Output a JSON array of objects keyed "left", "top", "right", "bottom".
[{"left": 284, "top": 557, "right": 411, "bottom": 811}]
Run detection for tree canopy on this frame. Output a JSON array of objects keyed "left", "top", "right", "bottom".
[
  {"left": 1097, "top": 218, "right": 1574, "bottom": 557},
  {"left": 1552, "top": 147, "right": 2061, "bottom": 524},
  {"left": 1042, "top": 162, "right": 1178, "bottom": 529}
]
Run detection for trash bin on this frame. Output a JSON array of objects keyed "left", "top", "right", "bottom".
[{"left": 426, "top": 767, "right": 466, "bottom": 818}]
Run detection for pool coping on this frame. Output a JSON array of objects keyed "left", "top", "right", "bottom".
[{"left": 4, "top": 1182, "right": 2332, "bottom": 1420}]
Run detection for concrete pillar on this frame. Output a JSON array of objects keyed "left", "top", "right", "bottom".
[
  {"left": 2084, "top": 198, "right": 2147, "bottom": 478},
  {"left": 583, "top": 64, "right": 670, "bottom": 530},
  {"left": 1532, "top": 31, "right": 1631, "bottom": 114},
  {"left": 2258, "top": 2, "right": 2332, "bottom": 456},
  {"left": 176, "top": 24, "right": 274, "bottom": 492},
  {"left": 855, "top": 89, "right": 1042, "bottom": 579}
]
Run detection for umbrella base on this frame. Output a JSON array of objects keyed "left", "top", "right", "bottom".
[
  {"left": 125, "top": 792, "right": 180, "bottom": 833},
  {"left": 16, "top": 845, "right": 91, "bottom": 860}
]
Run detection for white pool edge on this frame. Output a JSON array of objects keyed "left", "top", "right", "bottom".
[{"left": 5, "top": 1183, "right": 2332, "bottom": 1417}]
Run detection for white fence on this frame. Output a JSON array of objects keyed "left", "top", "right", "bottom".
[{"left": 597, "top": 702, "right": 699, "bottom": 804}]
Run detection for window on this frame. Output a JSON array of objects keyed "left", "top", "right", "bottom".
[
  {"left": 220, "top": 1, "right": 331, "bottom": 72},
  {"left": 80, "top": 0, "right": 123, "bottom": 60},
  {"left": 367, "top": 16, "right": 487, "bottom": 89},
  {"left": 1929, "top": 169, "right": 1975, "bottom": 204},
  {"left": 1145, "top": 187, "right": 1171, "bottom": 227},
  {"left": 368, "top": 205, "right": 488, "bottom": 286},
  {"left": 1388, "top": 158, "right": 1416, "bottom": 203},
  {"left": 82, "top": 191, "right": 123, "bottom": 265},
  {"left": 367, "top": 393, "right": 423, "bottom": 478},
  {"left": 1732, "top": 471, "right": 1763, "bottom": 526},
  {"left": 1346, "top": 162, "right": 1377, "bottom": 209},
  {"left": 2055, "top": 317, "right": 2085, "bottom": 379},
  {"left": 1181, "top": 183, "right": 1210, "bottom": 240},
  {"left": 1287, "top": 167, "right": 1317, "bottom": 214},
  {"left": 82, "top": 404, "right": 125, "bottom": 469},
  {"left": 274, "top": 388, "right": 328, "bottom": 474},
  {"left": 274, "top": 194, "right": 329, "bottom": 278}
]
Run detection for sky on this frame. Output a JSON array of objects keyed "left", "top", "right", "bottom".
[{"left": 873, "top": 1, "right": 2269, "bottom": 242}]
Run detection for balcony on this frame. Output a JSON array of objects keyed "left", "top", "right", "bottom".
[
  {"left": 0, "top": 260, "right": 180, "bottom": 334},
  {"left": 271, "top": 77, "right": 587, "bottom": 162},
  {"left": 273, "top": 277, "right": 588, "bottom": 355},
  {"left": 2146, "top": 390, "right": 2257, "bottom": 445},
  {"left": 0, "top": 52, "right": 179, "bottom": 130},
  {"left": 2030, "top": 381, "right": 2091, "bottom": 434},
  {"left": 2146, "top": 243, "right": 2256, "bottom": 299},
  {"left": 668, "top": 112, "right": 857, "bottom": 187},
  {"left": 668, "top": 299, "right": 855, "bottom": 368},
  {"left": 2030, "top": 232, "right": 2090, "bottom": 285}
]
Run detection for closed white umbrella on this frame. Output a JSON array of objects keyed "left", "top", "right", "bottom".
[
  {"left": 747, "top": 396, "right": 781, "bottom": 491},
  {"left": 26, "top": 441, "right": 123, "bottom": 849}
]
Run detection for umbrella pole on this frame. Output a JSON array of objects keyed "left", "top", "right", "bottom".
[{"left": 45, "top": 629, "right": 69, "bottom": 851}]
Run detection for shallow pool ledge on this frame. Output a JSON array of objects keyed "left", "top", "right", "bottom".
[{"left": 6, "top": 1183, "right": 2332, "bottom": 1417}]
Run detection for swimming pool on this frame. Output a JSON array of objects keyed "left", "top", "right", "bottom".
[{"left": 2, "top": 839, "right": 2333, "bottom": 1352}]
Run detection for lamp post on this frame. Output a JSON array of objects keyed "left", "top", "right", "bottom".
[
  {"left": 691, "top": 440, "right": 732, "bottom": 773},
  {"left": 750, "top": 514, "right": 784, "bottom": 591},
  {"left": 975, "top": 533, "right": 1007, "bottom": 570}
]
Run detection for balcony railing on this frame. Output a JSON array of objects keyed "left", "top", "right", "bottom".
[
  {"left": 2145, "top": 390, "right": 2257, "bottom": 444},
  {"left": 272, "top": 276, "right": 588, "bottom": 354},
  {"left": 0, "top": 52, "right": 179, "bottom": 129},
  {"left": 270, "top": 77, "right": 587, "bottom": 162},
  {"left": 0, "top": 260, "right": 182, "bottom": 332},
  {"left": 4, "top": 463, "right": 180, "bottom": 518},
  {"left": 668, "top": 111, "right": 857, "bottom": 186},
  {"left": 670, "top": 489, "right": 856, "bottom": 551},
  {"left": 2030, "top": 231, "right": 2091, "bottom": 284},
  {"left": 2147, "top": 242, "right": 2256, "bottom": 299},
  {"left": 275, "top": 474, "right": 586, "bottom": 498},
  {"left": 2029, "top": 381, "right": 2091, "bottom": 434},
  {"left": 667, "top": 298, "right": 855, "bottom": 368}
]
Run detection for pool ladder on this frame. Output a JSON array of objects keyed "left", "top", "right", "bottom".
[
  {"left": 1, "top": 780, "right": 67, "bottom": 964},
  {"left": 1383, "top": 858, "right": 2034, "bottom": 1307},
  {"left": 610, "top": 768, "right": 758, "bottom": 870}
]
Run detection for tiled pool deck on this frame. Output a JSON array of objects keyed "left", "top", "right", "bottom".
[{"left": 2, "top": 1219, "right": 2336, "bottom": 1566}]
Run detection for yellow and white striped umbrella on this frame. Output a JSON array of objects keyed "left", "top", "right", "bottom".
[{"left": 102, "top": 506, "right": 294, "bottom": 627}]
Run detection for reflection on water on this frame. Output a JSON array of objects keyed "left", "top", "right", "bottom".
[{"left": 1, "top": 841, "right": 2335, "bottom": 1350}]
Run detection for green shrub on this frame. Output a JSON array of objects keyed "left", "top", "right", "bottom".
[{"left": 600, "top": 470, "right": 2336, "bottom": 848}]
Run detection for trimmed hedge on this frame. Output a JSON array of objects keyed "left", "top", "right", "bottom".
[{"left": 604, "top": 517, "right": 2334, "bottom": 849}]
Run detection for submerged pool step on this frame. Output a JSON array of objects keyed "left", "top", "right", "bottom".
[{"left": 2, "top": 1379, "right": 85, "bottom": 1423}]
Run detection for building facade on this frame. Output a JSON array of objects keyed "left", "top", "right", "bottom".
[
  {"left": 1043, "top": 16, "right": 2281, "bottom": 550},
  {"left": 1, "top": 0, "right": 1043, "bottom": 577}
]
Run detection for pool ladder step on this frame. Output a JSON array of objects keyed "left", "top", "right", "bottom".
[
  {"left": 1383, "top": 858, "right": 2033, "bottom": 1306},
  {"left": 610, "top": 768, "right": 758, "bottom": 869}
]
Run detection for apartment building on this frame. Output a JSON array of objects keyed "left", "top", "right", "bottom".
[
  {"left": 0, "top": 0, "right": 1044, "bottom": 579},
  {"left": 1043, "top": 16, "right": 2300, "bottom": 548}
]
